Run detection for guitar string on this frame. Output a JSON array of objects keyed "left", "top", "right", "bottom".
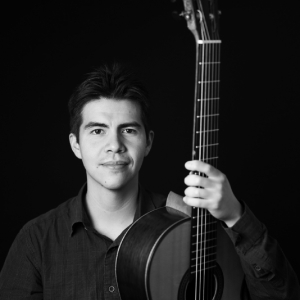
[
  {"left": 210, "top": 44, "right": 219, "bottom": 296},
  {"left": 210, "top": 41, "right": 216, "bottom": 299},
  {"left": 208, "top": 41, "right": 213, "bottom": 300},
  {"left": 201, "top": 22, "right": 209, "bottom": 300},
  {"left": 200, "top": 20, "right": 206, "bottom": 300},
  {"left": 194, "top": 39, "right": 201, "bottom": 300},
  {"left": 203, "top": 40, "right": 208, "bottom": 300},
  {"left": 198, "top": 35, "right": 206, "bottom": 300},
  {"left": 207, "top": 41, "right": 212, "bottom": 300}
]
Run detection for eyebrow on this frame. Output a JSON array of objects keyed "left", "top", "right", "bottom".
[{"left": 83, "top": 121, "right": 142, "bottom": 130}]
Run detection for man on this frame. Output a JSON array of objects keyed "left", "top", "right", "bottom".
[{"left": 0, "top": 64, "right": 299, "bottom": 299}]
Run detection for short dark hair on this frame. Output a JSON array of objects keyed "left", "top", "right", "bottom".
[{"left": 68, "top": 63, "right": 151, "bottom": 142}]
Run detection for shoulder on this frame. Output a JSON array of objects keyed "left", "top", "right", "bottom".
[
  {"left": 142, "top": 187, "right": 167, "bottom": 208},
  {"left": 19, "top": 196, "right": 77, "bottom": 240},
  {"left": 150, "top": 191, "right": 167, "bottom": 208}
]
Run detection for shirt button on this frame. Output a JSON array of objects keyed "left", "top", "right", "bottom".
[
  {"left": 254, "top": 265, "right": 261, "bottom": 271},
  {"left": 109, "top": 286, "right": 115, "bottom": 293}
]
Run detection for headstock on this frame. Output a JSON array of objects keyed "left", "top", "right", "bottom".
[{"left": 181, "top": 0, "right": 220, "bottom": 41}]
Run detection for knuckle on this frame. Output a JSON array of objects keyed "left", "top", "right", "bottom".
[
  {"left": 219, "top": 173, "right": 226, "bottom": 183},
  {"left": 204, "top": 163, "right": 210, "bottom": 173},
  {"left": 184, "top": 187, "right": 191, "bottom": 196},
  {"left": 194, "top": 175, "right": 202, "bottom": 186},
  {"left": 215, "top": 192, "right": 222, "bottom": 202},
  {"left": 195, "top": 188, "right": 202, "bottom": 198},
  {"left": 184, "top": 176, "right": 189, "bottom": 185},
  {"left": 208, "top": 201, "right": 217, "bottom": 211},
  {"left": 210, "top": 200, "right": 220, "bottom": 210},
  {"left": 215, "top": 182, "right": 222, "bottom": 191}
]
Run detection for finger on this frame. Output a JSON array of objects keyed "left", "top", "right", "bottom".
[
  {"left": 185, "top": 160, "right": 221, "bottom": 179},
  {"left": 184, "top": 174, "right": 214, "bottom": 188},
  {"left": 184, "top": 186, "right": 209, "bottom": 199}
]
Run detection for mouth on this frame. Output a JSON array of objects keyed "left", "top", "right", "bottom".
[{"left": 100, "top": 160, "right": 130, "bottom": 170}]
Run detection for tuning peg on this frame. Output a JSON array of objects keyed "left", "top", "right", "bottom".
[{"left": 179, "top": 10, "right": 192, "bottom": 20}]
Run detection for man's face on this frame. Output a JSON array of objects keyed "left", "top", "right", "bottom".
[{"left": 69, "top": 98, "right": 154, "bottom": 191}]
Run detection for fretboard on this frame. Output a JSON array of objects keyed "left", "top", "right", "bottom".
[{"left": 190, "top": 40, "right": 221, "bottom": 276}]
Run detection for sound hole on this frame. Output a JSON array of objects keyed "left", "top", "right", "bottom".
[{"left": 178, "top": 263, "right": 224, "bottom": 300}]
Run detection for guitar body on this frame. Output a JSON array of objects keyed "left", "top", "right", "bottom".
[{"left": 116, "top": 206, "right": 244, "bottom": 300}]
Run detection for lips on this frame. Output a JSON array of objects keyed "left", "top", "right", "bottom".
[
  {"left": 101, "top": 161, "right": 129, "bottom": 166},
  {"left": 100, "top": 160, "right": 130, "bottom": 171}
]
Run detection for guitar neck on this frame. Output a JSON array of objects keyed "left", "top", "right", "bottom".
[
  {"left": 192, "top": 40, "right": 221, "bottom": 167},
  {"left": 190, "top": 39, "right": 221, "bottom": 275}
]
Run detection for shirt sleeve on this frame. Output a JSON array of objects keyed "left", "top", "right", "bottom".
[
  {"left": 223, "top": 202, "right": 300, "bottom": 300},
  {"left": 0, "top": 226, "right": 43, "bottom": 300}
]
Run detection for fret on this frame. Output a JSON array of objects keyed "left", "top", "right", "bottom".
[
  {"left": 195, "top": 113, "right": 219, "bottom": 118},
  {"left": 192, "top": 256, "right": 217, "bottom": 264},
  {"left": 191, "top": 245, "right": 216, "bottom": 253},
  {"left": 191, "top": 239, "right": 217, "bottom": 253},
  {"left": 192, "top": 237, "right": 216, "bottom": 246},
  {"left": 203, "top": 157, "right": 218, "bottom": 161},
  {"left": 196, "top": 115, "right": 219, "bottom": 120},
  {"left": 194, "top": 129, "right": 218, "bottom": 133},
  {"left": 194, "top": 133, "right": 219, "bottom": 146},
  {"left": 191, "top": 234, "right": 216, "bottom": 245},
  {"left": 194, "top": 147, "right": 218, "bottom": 159},
  {"left": 197, "top": 40, "right": 221, "bottom": 44},
  {"left": 191, "top": 264, "right": 216, "bottom": 274},
  {"left": 198, "top": 80, "right": 220, "bottom": 84},
  {"left": 191, "top": 249, "right": 216, "bottom": 259},
  {"left": 195, "top": 125, "right": 219, "bottom": 131},
  {"left": 197, "top": 97, "right": 219, "bottom": 101},
  {"left": 195, "top": 143, "right": 219, "bottom": 148},
  {"left": 198, "top": 62, "right": 220, "bottom": 65},
  {"left": 192, "top": 211, "right": 217, "bottom": 217},
  {"left": 192, "top": 221, "right": 216, "bottom": 228},
  {"left": 191, "top": 265, "right": 216, "bottom": 274},
  {"left": 191, "top": 244, "right": 216, "bottom": 253},
  {"left": 192, "top": 229, "right": 216, "bottom": 237},
  {"left": 191, "top": 219, "right": 216, "bottom": 226},
  {"left": 191, "top": 252, "right": 216, "bottom": 263},
  {"left": 190, "top": 261, "right": 216, "bottom": 273},
  {"left": 191, "top": 262, "right": 217, "bottom": 271},
  {"left": 191, "top": 240, "right": 217, "bottom": 251}
]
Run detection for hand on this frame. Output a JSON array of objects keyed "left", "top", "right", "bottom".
[{"left": 184, "top": 160, "right": 242, "bottom": 227}]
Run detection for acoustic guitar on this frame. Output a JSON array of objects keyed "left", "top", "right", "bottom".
[{"left": 116, "top": 0, "right": 244, "bottom": 299}]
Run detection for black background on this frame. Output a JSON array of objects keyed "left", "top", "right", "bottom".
[{"left": 2, "top": 0, "right": 300, "bottom": 281}]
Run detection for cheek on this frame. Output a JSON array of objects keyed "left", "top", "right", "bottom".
[
  {"left": 132, "top": 143, "right": 148, "bottom": 164},
  {"left": 80, "top": 140, "right": 101, "bottom": 161}
]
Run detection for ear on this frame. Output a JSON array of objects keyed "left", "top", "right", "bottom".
[
  {"left": 69, "top": 133, "right": 82, "bottom": 159},
  {"left": 144, "top": 130, "right": 154, "bottom": 157}
]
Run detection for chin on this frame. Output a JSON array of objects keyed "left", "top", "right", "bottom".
[
  {"left": 88, "top": 169, "right": 137, "bottom": 191},
  {"left": 95, "top": 176, "right": 133, "bottom": 191},
  {"left": 100, "top": 181, "right": 127, "bottom": 191}
]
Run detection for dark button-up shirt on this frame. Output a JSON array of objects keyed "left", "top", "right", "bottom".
[
  {"left": 0, "top": 185, "right": 299, "bottom": 299},
  {"left": 223, "top": 202, "right": 300, "bottom": 299},
  {"left": 0, "top": 185, "right": 165, "bottom": 300}
]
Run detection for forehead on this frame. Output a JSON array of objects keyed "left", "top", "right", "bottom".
[{"left": 81, "top": 98, "right": 142, "bottom": 124}]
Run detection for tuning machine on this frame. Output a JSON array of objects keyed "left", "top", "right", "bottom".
[{"left": 179, "top": 10, "right": 192, "bottom": 20}]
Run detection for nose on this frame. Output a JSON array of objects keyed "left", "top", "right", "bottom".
[{"left": 105, "top": 131, "right": 126, "bottom": 154}]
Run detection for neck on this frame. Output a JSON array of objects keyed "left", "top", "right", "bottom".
[{"left": 85, "top": 176, "right": 139, "bottom": 240}]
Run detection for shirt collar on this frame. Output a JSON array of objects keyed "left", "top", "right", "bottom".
[{"left": 68, "top": 183, "right": 162, "bottom": 237}]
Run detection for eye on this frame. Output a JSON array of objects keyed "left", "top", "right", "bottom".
[
  {"left": 91, "top": 129, "right": 104, "bottom": 135},
  {"left": 122, "top": 128, "right": 137, "bottom": 134}
]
